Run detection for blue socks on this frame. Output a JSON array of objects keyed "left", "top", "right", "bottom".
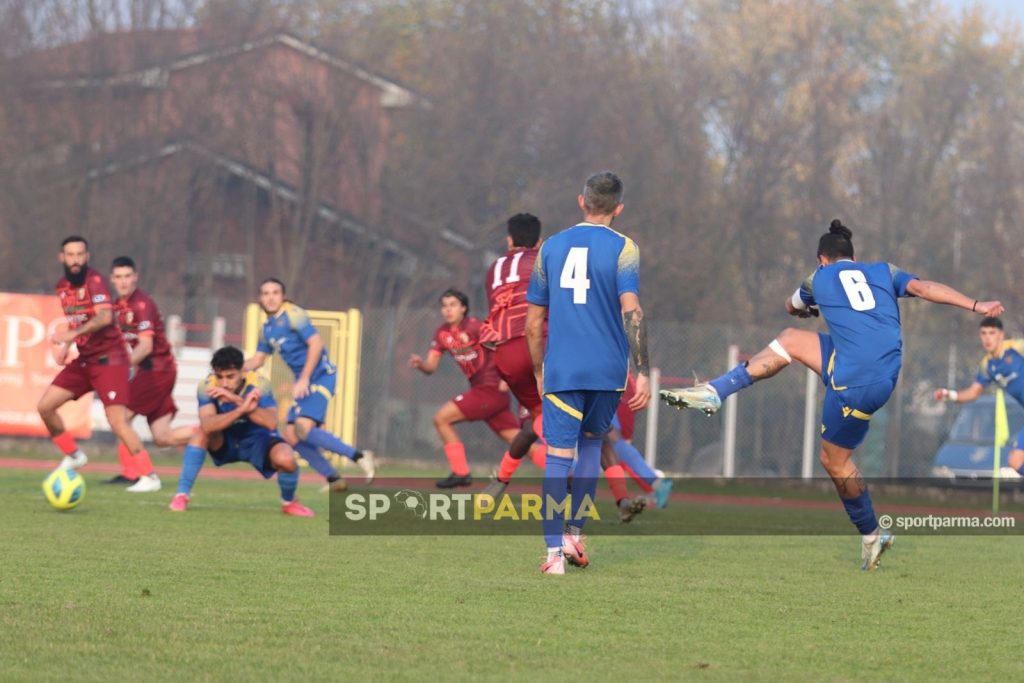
[
  {"left": 277, "top": 468, "right": 299, "bottom": 502},
  {"left": 542, "top": 454, "right": 573, "bottom": 548},
  {"left": 709, "top": 364, "right": 753, "bottom": 401},
  {"left": 305, "top": 427, "right": 357, "bottom": 460},
  {"left": 613, "top": 439, "right": 658, "bottom": 485},
  {"left": 841, "top": 489, "right": 878, "bottom": 535},
  {"left": 293, "top": 440, "right": 339, "bottom": 480},
  {"left": 570, "top": 437, "right": 602, "bottom": 528},
  {"left": 177, "top": 445, "right": 206, "bottom": 495}
]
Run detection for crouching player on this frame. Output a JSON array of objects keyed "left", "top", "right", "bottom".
[{"left": 168, "top": 346, "right": 314, "bottom": 516}]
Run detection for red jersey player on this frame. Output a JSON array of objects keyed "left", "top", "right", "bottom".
[
  {"left": 105, "top": 256, "right": 193, "bottom": 484},
  {"left": 409, "top": 289, "right": 521, "bottom": 488},
  {"left": 480, "top": 214, "right": 549, "bottom": 492},
  {"left": 37, "top": 236, "right": 161, "bottom": 492}
]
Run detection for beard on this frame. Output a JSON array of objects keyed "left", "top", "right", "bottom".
[{"left": 63, "top": 263, "right": 87, "bottom": 286}]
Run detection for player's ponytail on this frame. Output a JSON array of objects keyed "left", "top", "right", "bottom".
[
  {"left": 817, "top": 219, "right": 854, "bottom": 260},
  {"left": 828, "top": 219, "right": 852, "bottom": 241}
]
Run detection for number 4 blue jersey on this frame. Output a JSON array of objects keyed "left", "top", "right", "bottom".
[
  {"left": 798, "top": 260, "right": 918, "bottom": 388},
  {"left": 526, "top": 222, "right": 640, "bottom": 393}
]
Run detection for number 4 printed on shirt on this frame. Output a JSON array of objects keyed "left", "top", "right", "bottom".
[{"left": 560, "top": 247, "right": 590, "bottom": 304}]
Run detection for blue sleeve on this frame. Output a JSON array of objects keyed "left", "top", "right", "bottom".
[
  {"left": 888, "top": 264, "right": 919, "bottom": 298},
  {"left": 975, "top": 360, "right": 993, "bottom": 386},
  {"left": 616, "top": 237, "right": 640, "bottom": 296},
  {"left": 256, "top": 325, "right": 272, "bottom": 354},
  {"left": 288, "top": 306, "right": 319, "bottom": 343},
  {"left": 798, "top": 272, "right": 816, "bottom": 307},
  {"left": 526, "top": 242, "right": 549, "bottom": 306}
]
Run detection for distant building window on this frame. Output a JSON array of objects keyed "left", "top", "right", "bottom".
[{"left": 211, "top": 253, "right": 247, "bottom": 279}]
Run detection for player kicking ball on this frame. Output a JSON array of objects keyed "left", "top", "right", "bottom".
[
  {"left": 660, "top": 220, "right": 1003, "bottom": 570},
  {"left": 168, "top": 346, "right": 314, "bottom": 516}
]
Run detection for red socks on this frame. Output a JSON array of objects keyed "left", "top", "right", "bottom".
[
  {"left": 443, "top": 442, "right": 470, "bottom": 476},
  {"left": 51, "top": 432, "right": 78, "bottom": 455},
  {"left": 132, "top": 449, "right": 155, "bottom": 477},
  {"left": 622, "top": 463, "right": 654, "bottom": 493},
  {"left": 604, "top": 464, "right": 629, "bottom": 502},
  {"left": 529, "top": 443, "right": 546, "bottom": 469},
  {"left": 117, "top": 443, "right": 139, "bottom": 479},
  {"left": 497, "top": 452, "right": 522, "bottom": 482}
]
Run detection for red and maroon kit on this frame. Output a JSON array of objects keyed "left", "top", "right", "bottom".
[
  {"left": 429, "top": 316, "right": 518, "bottom": 434},
  {"left": 117, "top": 288, "right": 177, "bottom": 422},
  {"left": 52, "top": 267, "right": 130, "bottom": 406},
  {"left": 483, "top": 247, "right": 543, "bottom": 414},
  {"left": 615, "top": 373, "right": 638, "bottom": 440}
]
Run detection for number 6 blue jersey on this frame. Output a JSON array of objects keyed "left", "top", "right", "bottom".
[
  {"left": 526, "top": 222, "right": 640, "bottom": 393},
  {"left": 797, "top": 260, "right": 918, "bottom": 388}
]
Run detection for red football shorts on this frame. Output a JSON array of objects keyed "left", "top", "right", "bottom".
[
  {"left": 52, "top": 360, "right": 130, "bottom": 407},
  {"left": 493, "top": 336, "right": 541, "bottom": 414},
  {"left": 128, "top": 368, "right": 178, "bottom": 423},
  {"left": 453, "top": 385, "right": 520, "bottom": 435}
]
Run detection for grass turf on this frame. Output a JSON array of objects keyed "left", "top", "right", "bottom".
[{"left": 2, "top": 457, "right": 1022, "bottom": 682}]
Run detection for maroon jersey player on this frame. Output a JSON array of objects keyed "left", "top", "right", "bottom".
[
  {"left": 409, "top": 289, "right": 520, "bottom": 488},
  {"left": 105, "top": 256, "right": 193, "bottom": 484},
  {"left": 37, "top": 236, "right": 161, "bottom": 492},
  {"left": 481, "top": 214, "right": 550, "bottom": 489}
]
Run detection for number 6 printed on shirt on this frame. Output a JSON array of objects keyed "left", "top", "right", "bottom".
[{"left": 838, "top": 270, "right": 876, "bottom": 311}]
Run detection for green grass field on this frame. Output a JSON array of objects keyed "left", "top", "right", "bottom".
[{"left": 3, "top": 455, "right": 1023, "bottom": 682}]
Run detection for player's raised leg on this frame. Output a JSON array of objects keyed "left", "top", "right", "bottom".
[
  {"left": 37, "top": 383, "right": 88, "bottom": 470},
  {"left": 660, "top": 327, "right": 822, "bottom": 414}
]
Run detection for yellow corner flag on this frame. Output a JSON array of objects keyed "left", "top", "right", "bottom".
[{"left": 993, "top": 388, "right": 1010, "bottom": 514}]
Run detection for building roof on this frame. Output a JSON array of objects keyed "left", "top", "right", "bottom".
[
  {"left": 76, "top": 139, "right": 469, "bottom": 272},
  {"left": 28, "top": 30, "right": 423, "bottom": 109}
]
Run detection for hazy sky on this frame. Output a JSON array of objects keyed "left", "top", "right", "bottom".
[{"left": 945, "top": 0, "right": 1024, "bottom": 22}]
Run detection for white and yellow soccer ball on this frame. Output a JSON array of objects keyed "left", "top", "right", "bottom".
[{"left": 42, "top": 468, "right": 86, "bottom": 511}]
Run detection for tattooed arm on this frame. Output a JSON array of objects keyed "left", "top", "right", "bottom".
[{"left": 620, "top": 292, "right": 650, "bottom": 411}]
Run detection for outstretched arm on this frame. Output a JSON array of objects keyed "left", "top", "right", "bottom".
[
  {"left": 409, "top": 350, "right": 441, "bottom": 375},
  {"left": 620, "top": 292, "right": 651, "bottom": 411},
  {"left": 906, "top": 280, "right": 1004, "bottom": 317},
  {"left": 934, "top": 382, "right": 985, "bottom": 404}
]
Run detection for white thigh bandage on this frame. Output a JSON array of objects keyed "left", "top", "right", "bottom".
[{"left": 769, "top": 339, "right": 792, "bottom": 363}]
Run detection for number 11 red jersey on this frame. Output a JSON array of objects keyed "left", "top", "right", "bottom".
[{"left": 484, "top": 246, "right": 539, "bottom": 343}]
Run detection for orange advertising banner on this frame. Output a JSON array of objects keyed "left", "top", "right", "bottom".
[{"left": 0, "top": 292, "right": 92, "bottom": 438}]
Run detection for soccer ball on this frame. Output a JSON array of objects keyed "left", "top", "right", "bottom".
[{"left": 42, "top": 468, "right": 86, "bottom": 511}]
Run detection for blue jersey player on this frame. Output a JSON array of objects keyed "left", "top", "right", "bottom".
[
  {"left": 168, "top": 346, "right": 314, "bottom": 516},
  {"left": 661, "top": 220, "right": 1003, "bottom": 570},
  {"left": 526, "top": 171, "right": 652, "bottom": 575},
  {"left": 934, "top": 317, "right": 1024, "bottom": 477},
  {"left": 244, "top": 278, "right": 374, "bottom": 489}
]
